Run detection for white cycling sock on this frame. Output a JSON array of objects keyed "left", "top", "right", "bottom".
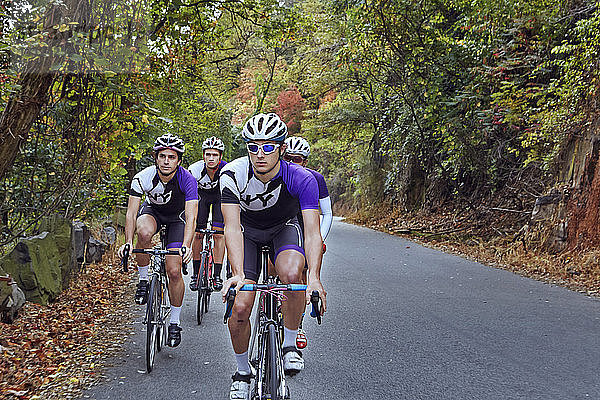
[
  {"left": 235, "top": 351, "right": 251, "bottom": 375},
  {"left": 170, "top": 306, "right": 182, "bottom": 325},
  {"left": 138, "top": 265, "right": 149, "bottom": 281},
  {"left": 282, "top": 327, "right": 298, "bottom": 349}
]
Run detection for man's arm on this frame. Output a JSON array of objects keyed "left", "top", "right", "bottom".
[
  {"left": 118, "top": 196, "right": 141, "bottom": 258},
  {"left": 319, "top": 196, "right": 333, "bottom": 240},
  {"left": 220, "top": 203, "right": 245, "bottom": 299},
  {"left": 302, "top": 208, "right": 327, "bottom": 313},
  {"left": 180, "top": 199, "right": 198, "bottom": 264}
]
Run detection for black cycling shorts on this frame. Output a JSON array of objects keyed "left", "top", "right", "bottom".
[
  {"left": 138, "top": 202, "right": 185, "bottom": 249},
  {"left": 197, "top": 191, "right": 224, "bottom": 231},
  {"left": 242, "top": 217, "right": 304, "bottom": 282}
]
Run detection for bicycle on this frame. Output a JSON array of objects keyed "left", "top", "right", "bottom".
[
  {"left": 194, "top": 227, "right": 220, "bottom": 325},
  {"left": 122, "top": 227, "right": 183, "bottom": 373},
  {"left": 224, "top": 246, "right": 322, "bottom": 400}
]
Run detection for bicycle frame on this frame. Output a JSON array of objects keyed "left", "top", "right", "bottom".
[
  {"left": 223, "top": 247, "right": 322, "bottom": 400},
  {"left": 122, "top": 227, "right": 181, "bottom": 372},
  {"left": 196, "top": 227, "right": 220, "bottom": 325}
]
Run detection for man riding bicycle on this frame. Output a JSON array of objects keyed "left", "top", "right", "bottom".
[
  {"left": 283, "top": 136, "right": 332, "bottom": 347},
  {"left": 117, "top": 133, "right": 198, "bottom": 347},
  {"left": 220, "top": 113, "right": 327, "bottom": 400},
  {"left": 188, "top": 136, "right": 228, "bottom": 292},
  {"left": 283, "top": 136, "right": 333, "bottom": 242}
]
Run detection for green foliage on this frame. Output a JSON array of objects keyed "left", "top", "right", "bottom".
[{"left": 1, "top": 0, "right": 599, "bottom": 244}]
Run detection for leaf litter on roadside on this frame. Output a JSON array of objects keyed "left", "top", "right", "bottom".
[{"left": 0, "top": 252, "right": 137, "bottom": 400}]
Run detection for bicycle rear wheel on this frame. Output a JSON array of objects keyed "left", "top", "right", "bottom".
[{"left": 146, "top": 276, "right": 160, "bottom": 372}]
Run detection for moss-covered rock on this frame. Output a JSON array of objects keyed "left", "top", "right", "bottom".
[
  {"left": 39, "top": 216, "right": 76, "bottom": 285},
  {"left": 0, "top": 232, "right": 62, "bottom": 305},
  {"left": 0, "top": 268, "right": 13, "bottom": 314},
  {"left": 112, "top": 206, "right": 127, "bottom": 230}
]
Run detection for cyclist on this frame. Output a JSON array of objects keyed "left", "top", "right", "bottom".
[
  {"left": 220, "top": 113, "right": 327, "bottom": 399},
  {"left": 283, "top": 136, "right": 332, "bottom": 241},
  {"left": 188, "top": 136, "right": 227, "bottom": 292},
  {"left": 117, "top": 133, "right": 198, "bottom": 348},
  {"left": 283, "top": 136, "right": 332, "bottom": 348}
]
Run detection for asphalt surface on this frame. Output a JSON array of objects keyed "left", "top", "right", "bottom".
[{"left": 82, "top": 217, "right": 600, "bottom": 399}]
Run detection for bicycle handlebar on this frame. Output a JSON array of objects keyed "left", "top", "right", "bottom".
[
  {"left": 223, "top": 285, "right": 323, "bottom": 324},
  {"left": 196, "top": 228, "right": 222, "bottom": 235},
  {"left": 121, "top": 247, "right": 183, "bottom": 273},
  {"left": 239, "top": 283, "right": 307, "bottom": 291}
]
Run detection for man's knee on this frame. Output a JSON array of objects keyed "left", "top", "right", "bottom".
[
  {"left": 231, "top": 297, "right": 253, "bottom": 321},
  {"left": 276, "top": 260, "right": 304, "bottom": 283},
  {"left": 166, "top": 263, "right": 182, "bottom": 281},
  {"left": 136, "top": 230, "right": 153, "bottom": 244}
]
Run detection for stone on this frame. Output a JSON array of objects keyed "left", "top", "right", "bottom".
[
  {"left": 0, "top": 277, "right": 26, "bottom": 323},
  {"left": 73, "top": 221, "right": 90, "bottom": 265},
  {"left": 39, "top": 216, "right": 76, "bottom": 285},
  {"left": 101, "top": 226, "right": 117, "bottom": 246},
  {"left": 0, "top": 232, "right": 63, "bottom": 305},
  {"left": 86, "top": 237, "right": 107, "bottom": 264}
]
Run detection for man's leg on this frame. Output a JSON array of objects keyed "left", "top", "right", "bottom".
[
  {"left": 275, "top": 250, "right": 306, "bottom": 331},
  {"left": 190, "top": 232, "right": 204, "bottom": 291},
  {"left": 228, "top": 287, "right": 256, "bottom": 400},
  {"left": 134, "top": 214, "right": 157, "bottom": 305},
  {"left": 192, "top": 197, "right": 209, "bottom": 291},
  {"left": 166, "top": 253, "right": 184, "bottom": 347},
  {"left": 272, "top": 218, "right": 307, "bottom": 375},
  {"left": 165, "top": 219, "right": 186, "bottom": 347},
  {"left": 212, "top": 230, "right": 225, "bottom": 290}
]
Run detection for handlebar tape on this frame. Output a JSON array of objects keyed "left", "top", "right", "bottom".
[
  {"left": 224, "top": 287, "right": 236, "bottom": 324},
  {"left": 122, "top": 244, "right": 130, "bottom": 273},
  {"left": 310, "top": 290, "right": 322, "bottom": 325}
]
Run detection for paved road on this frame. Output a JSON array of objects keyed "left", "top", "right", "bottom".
[{"left": 82, "top": 218, "right": 600, "bottom": 399}]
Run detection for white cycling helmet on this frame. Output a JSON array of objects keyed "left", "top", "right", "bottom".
[
  {"left": 242, "top": 113, "right": 288, "bottom": 143},
  {"left": 202, "top": 136, "right": 225, "bottom": 152},
  {"left": 153, "top": 133, "right": 185, "bottom": 154},
  {"left": 284, "top": 136, "right": 310, "bottom": 158}
]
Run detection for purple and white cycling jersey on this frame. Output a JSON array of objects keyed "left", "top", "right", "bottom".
[
  {"left": 188, "top": 159, "right": 227, "bottom": 195},
  {"left": 306, "top": 167, "right": 329, "bottom": 200},
  {"left": 129, "top": 165, "right": 198, "bottom": 215},
  {"left": 220, "top": 157, "right": 319, "bottom": 229}
]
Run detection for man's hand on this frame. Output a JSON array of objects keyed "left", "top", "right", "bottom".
[
  {"left": 118, "top": 242, "right": 133, "bottom": 259},
  {"left": 220, "top": 274, "right": 246, "bottom": 302},
  {"left": 179, "top": 245, "right": 193, "bottom": 264},
  {"left": 306, "top": 277, "right": 327, "bottom": 316}
]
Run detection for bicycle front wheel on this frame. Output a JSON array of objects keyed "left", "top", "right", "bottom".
[
  {"left": 204, "top": 252, "right": 213, "bottom": 313},
  {"left": 146, "top": 276, "right": 160, "bottom": 372},
  {"left": 267, "top": 324, "right": 282, "bottom": 400},
  {"left": 197, "top": 254, "right": 208, "bottom": 325},
  {"left": 157, "top": 277, "right": 168, "bottom": 352}
]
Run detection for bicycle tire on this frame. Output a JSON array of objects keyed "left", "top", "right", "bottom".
[
  {"left": 204, "top": 251, "right": 213, "bottom": 313},
  {"left": 146, "top": 276, "right": 160, "bottom": 372},
  {"left": 197, "top": 253, "right": 207, "bottom": 325},
  {"left": 267, "top": 324, "right": 281, "bottom": 400},
  {"left": 156, "top": 277, "right": 166, "bottom": 352}
]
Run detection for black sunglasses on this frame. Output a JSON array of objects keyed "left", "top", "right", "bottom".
[{"left": 283, "top": 154, "right": 305, "bottom": 164}]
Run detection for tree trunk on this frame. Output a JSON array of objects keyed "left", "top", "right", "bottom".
[{"left": 0, "top": 0, "right": 91, "bottom": 182}]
